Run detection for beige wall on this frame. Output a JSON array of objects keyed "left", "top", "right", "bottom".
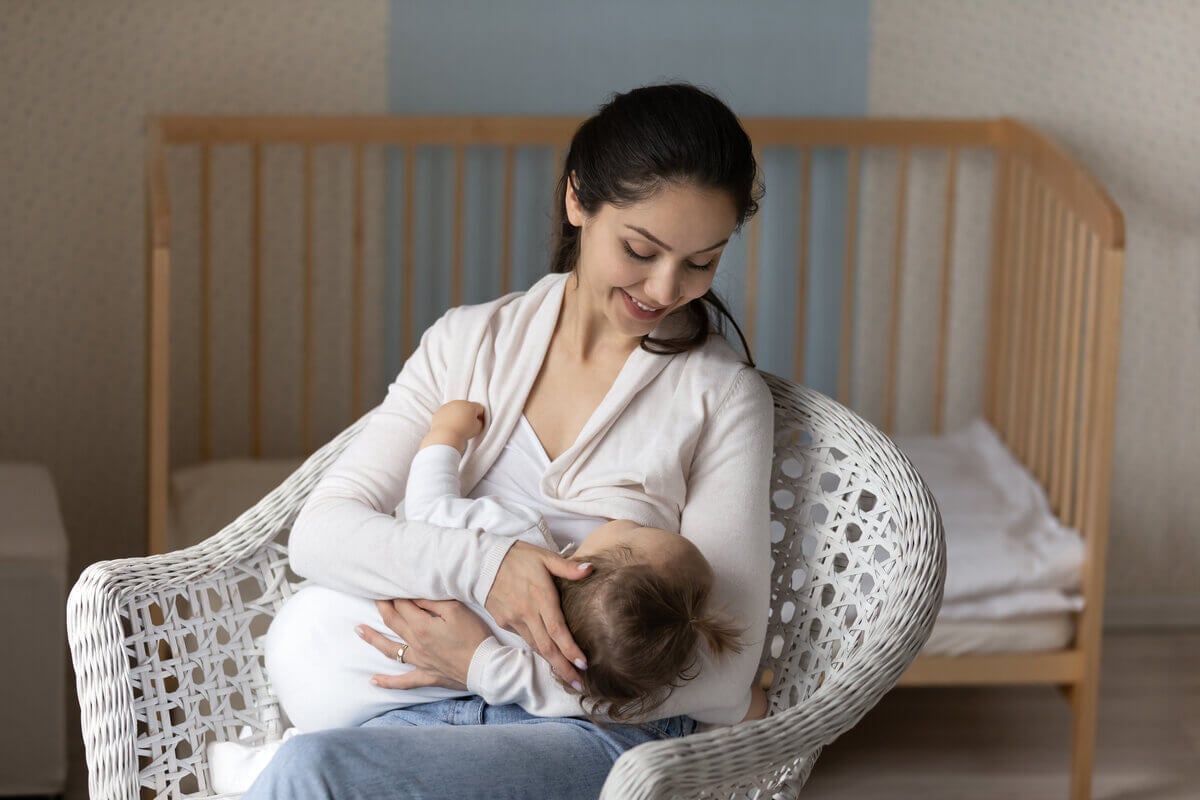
[
  {"left": 0, "top": 2, "right": 388, "bottom": 580},
  {"left": 869, "top": 0, "right": 1200, "bottom": 620},
  {"left": 3, "top": 1, "right": 1189, "bottom": 651}
]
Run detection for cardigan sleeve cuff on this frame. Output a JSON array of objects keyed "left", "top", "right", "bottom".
[
  {"left": 472, "top": 536, "right": 519, "bottom": 608},
  {"left": 466, "top": 635, "right": 505, "bottom": 696}
]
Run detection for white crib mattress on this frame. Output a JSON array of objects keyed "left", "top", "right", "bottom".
[
  {"left": 892, "top": 419, "right": 1085, "bottom": 620},
  {"left": 921, "top": 613, "right": 1074, "bottom": 656}
]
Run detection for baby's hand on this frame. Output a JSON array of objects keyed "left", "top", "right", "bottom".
[{"left": 424, "top": 401, "right": 486, "bottom": 453}]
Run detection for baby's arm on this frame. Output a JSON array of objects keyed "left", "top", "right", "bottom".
[
  {"left": 405, "top": 401, "right": 556, "bottom": 546},
  {"left": 421, "top": 400, "right": 485, "bottom": 453},
  {"left": 466, "top": 638, "right": 584, "bottom": 718},
  {"left": 403, "top": 400, "right": 485, "bottom": 522}
]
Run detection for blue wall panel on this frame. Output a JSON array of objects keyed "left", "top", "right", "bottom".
[{"left": 384, "top": 0, "right": 870, "bottom": 393}]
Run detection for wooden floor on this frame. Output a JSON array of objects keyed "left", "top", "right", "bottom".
[
  {"left": 805, "top": 631, "right": 1200, "bottom": 799},
  {"left": 58, "top": 630, "right": 1198, "bottom": 799}
]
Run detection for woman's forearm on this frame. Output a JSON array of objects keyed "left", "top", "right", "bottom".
[
  {"left": 289, "top": 489, "right": 516, "bottom": 605},
  {"left": 288, "top": 306, "right": 512, "bottom": 603}
]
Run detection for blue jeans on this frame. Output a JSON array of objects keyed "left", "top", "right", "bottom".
[{"left": 242, "top": 696, "right": 697, "bottom": 799}]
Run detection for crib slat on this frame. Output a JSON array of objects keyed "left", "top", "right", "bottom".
[
  {"left": 884, "top": 147, "right": 910, "bottom": 435},
  {"left": 199, "top": 143, "right": 213, "bottom": 462},
  {"left": 303, "top": 145, "right": 315, "bottom": 454},
  {"left": 744, "top": 209, "right": 762, "bottom": 352},
  {"left": 838, "top": 148, "right": 860, "bottom": 406},
  {"left": 1002, "top": 164, "right": 1032, "bottom": 449},
  {"left": 794, "top": 147, "right": 812, "bottom": 382},
  {"left": 250, "top": 143, "right": 264, "bottom": 458},
  {"left": 1020, "top": 181, "right": 1049, "bottom": 466},
  {"left": 352, "top": 144, "right": 366, "bottom": 420},
  {"left": 1011, "top": 172, "right": 1041, "bottom": 458},
  {"left": 1012, "top": 178, "right": 1036, "bottom": 461},
  {"left": 403, "top": 146, "right": 416, "bottom": 360},
  {"left": 993, "top": 159, "right": 1022, "bottom": 437},
  {"left": 551, "top": 144, "right": 564, "bottom": 177},
  {"left": 934, "top": 147, "right": 958, "bottom": 434},
  {"left": 1051, "top": 211, "right": 1080, "bottom": 519},
  {"left": 145, "top": 129, "right": 172, "bottom": 555},
  {"left": 1027, "top": 187, "right": 1055, "bottom": 481},
  {"left": 744, "top": 152, "right": 763, "bottom": 353},
  {"left": 452, "top": 145, "right": 465, "bottom": 308},
  {"left": 1074, "top": 233, "right": 1102, "bottom": 532},
  {"left": 1087, "top": 245, "right": 1124, "bottom": 545},
  {"left": 501, "top": 146, "right": 515, "bottom": 295},
  {"left": 983, "top": 151, "right": 1011, "bottom": 427},
  {"left": 1036, "top": 198, "right": 1065, "bottom": 485},
  {"left": 1037, "top": 199, "right": 1061, "bottom": 495}
]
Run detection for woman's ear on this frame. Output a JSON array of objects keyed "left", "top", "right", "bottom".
[{"left": 565, "top": 171, "right": 586, "bottom": 227}]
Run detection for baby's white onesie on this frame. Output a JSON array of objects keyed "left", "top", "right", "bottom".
[
  {"left": 268, "top": 444, "right": 558, "bottom": 730},
  {"left": 209, "top": 444, "right": 560, "bottom": 794}
]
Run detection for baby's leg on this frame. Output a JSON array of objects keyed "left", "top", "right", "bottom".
[{"left": 265, "top": 585, "right": 467, "bottom": 730}]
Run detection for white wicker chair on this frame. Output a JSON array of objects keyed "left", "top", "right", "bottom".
[{"left": 68, "top": 374, "right": 945, "bottom": 800}]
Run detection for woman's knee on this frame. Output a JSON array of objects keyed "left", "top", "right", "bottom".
[{"left": 244, "top": 731, "right": 350, "bottom": 798}]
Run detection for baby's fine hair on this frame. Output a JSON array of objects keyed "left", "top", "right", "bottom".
[{"left": 554, "top": 544, "right": 744, "bottom": 723}]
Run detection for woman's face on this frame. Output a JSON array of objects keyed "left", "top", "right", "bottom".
[{"left": 565, "top": 179, "right": 738, "bottom": 341}]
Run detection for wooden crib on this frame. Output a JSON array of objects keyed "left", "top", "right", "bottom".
[{"left": 143, "top": 115, "right": 1123, "bottom": 799}]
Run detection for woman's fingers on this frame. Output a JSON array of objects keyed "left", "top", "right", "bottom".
[
  {"left": 544, "top": 553, "right": 595, "bottom": 582},
  {"left": 355, "top": 624, "right": 407, "bottom": 662},
  {"left": 411, "top": 598, "right": 458, "bottom": 618},
  {"left": 371, "top": 668, "right": 466, "bottom": 692},
  {"left": 538, "top": 554, "right": 591, "bottom": 673},
  {"left": 374, "top": 598, "right": 410, "bottom": 632},
  {"left": 541, "top": 601, "right": 588, "bottom": 677},
  {"left": 524, "top": 611, "right": 582, "bottom": 689}
]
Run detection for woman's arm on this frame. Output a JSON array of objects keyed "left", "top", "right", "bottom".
[
  {"left": 288, "top": 310, "right": 514, "bottom": 606},
  {"left": 657, "top": 367, "right": 774, "bottom": 723},
  {"left": 464, "top": 367, "right": 775, "bottom": 724}
]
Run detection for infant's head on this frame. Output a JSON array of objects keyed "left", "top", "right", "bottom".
[{"left": 554, "top": 520, "right": 744, "bottom": 722}]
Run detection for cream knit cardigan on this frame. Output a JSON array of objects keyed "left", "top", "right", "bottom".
[{"left": 288, "top": 271, "right": 774, "bottom": 724}]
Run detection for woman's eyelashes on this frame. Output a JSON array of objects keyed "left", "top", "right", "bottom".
[{"left": 621, "top": 240, "right": 713, "bottom": 271}]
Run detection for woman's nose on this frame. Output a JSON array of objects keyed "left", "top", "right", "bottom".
[{"left": 645, "top": 266, "right": 681, "bottom": 307}]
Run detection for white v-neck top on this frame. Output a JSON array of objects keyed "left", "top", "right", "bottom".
[
  {"left": 288, "top": 272, "right": 774, "bottom": 725},
  {"left": 464, "top": 415, "right": 606, "bottom": 551}
]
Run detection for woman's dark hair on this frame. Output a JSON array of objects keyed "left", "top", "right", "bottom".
[{"left": 550, "top": 83, "right": 764, "bottom": 365}]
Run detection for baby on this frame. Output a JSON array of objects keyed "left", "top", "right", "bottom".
[{"left": 266, "top": 400, "right": 743, "bottom": 729}]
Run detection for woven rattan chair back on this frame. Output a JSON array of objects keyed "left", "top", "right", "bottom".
[{"left": 68, "top": 373, "right": 944, "bottom": 799}]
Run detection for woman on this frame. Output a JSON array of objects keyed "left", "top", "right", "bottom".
[{"left": 246, "top": 82, "right": 774, "bottom": 799}]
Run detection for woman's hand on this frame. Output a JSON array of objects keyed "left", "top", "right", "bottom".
[
  {"left": 357, "top": 598, "right": 491, "bottom": 691},
  {"left": 485, "top": 541, "right": 594, "bottom": 686}
]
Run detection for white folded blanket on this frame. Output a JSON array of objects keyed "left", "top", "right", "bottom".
[{"left": 893, "top": 419, "right": 1084, "bottom": 618}]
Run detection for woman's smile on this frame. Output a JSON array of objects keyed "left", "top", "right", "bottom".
[{"left": 619, "top": 288, "right": 669, "bottom": 322}]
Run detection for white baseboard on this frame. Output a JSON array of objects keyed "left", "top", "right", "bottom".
[{"left": 1103, "top": 594, "right": 1200, "bottom": 629}]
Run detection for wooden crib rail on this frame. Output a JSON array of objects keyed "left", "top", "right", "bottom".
[{"left": 144, "top": 114, "right": 1123, "bottom": 556}]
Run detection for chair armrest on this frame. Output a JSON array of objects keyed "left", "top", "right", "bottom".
[
  {"left": 601, "top": 632, "right": 929, "bottom": 800},
  {"left": 67, "top": 417, "right": 365, "bottom": 800}
]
